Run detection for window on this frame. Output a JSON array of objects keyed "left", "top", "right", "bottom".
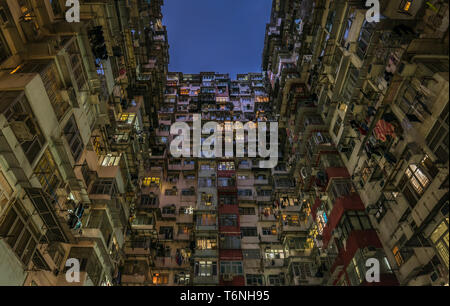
[
  {"left": 67, "top": 41, "right": 87, "bottom": 90},
  {"left": 339, "top": 8, "right": 355, "bottom": 47},
  {"left": 221, "top": 236, "right": 241, "bottom": 249},
  {"left": 347, "top": 256, "right": 364, "bottom": 285},
  {"left": 246, "top": 274, "right": 264, "bottom": 285},
  {"left": 257, "top": 189, "right": 272, "bottom": 197},
  {"left": 175, "top": 273, "right": 190, "bottom": 285},
  {"left": 392, "top": 246, "right": 404, "bottom": 267},
  {"left": 398, "top": 83, "right": 431, "bottom": 124},
  {"left": 220, "top": 261, "right": 243, "bottom": 275},
  {"left": 152, "top": 273, "right": 169, "bottom": 285},
  {"left": 64, "top": 115, "right": 84, "bottom": 162},
  {"left": 67, "top": 247, "right": 102, "bottom": 285},
  {"left": 162, "top": 205, "right": 176, "bottom": 215},
  {"left": 0, "top": 170, "right": 13, "bottom": 211},
  {"left": 399, "top": 163, "right": 431, "bottom": 206},
  {"left": 0, "top": 30, "right": 11, "bottom": 64},
  {"left": 218, "top": 177, "right": 234, "bottom": 187},
  {"left": 238, "top": 189, "right": 253, "bottom": 197},
  {"left": 39, "top": 62, "right": 69, "bottom": 120},
  {"left": 219, "top": 195, "right": 237, "bottom": 205},
  {"left": 197, "top": 213, "right": 216, "bottom": 226},
  {"left": 239, "top": 207, "right": 255, "bottom": 215},
  {"left": 329, "top": 179, "right": 353, "bottom": 203},
  {"left": 287, "top": 237, "right": 307, "bottom": 250},
  {"left": 219, "top": 214, "right": 238, "bottom": 227},
  {"left": 265, "top": 249, "right": 284, "bottom": 259},
  {"left": 0, "top": 200, "right": 39, "bottom": 266},
  {"left": 195, "top": 261, "right": 217, "bottom": 277},
  {"left": 165, "top": 187, "right": 178, "bottom": 196},
  {"left": 281, "top": 214, "right": 300, "bottom": 226},
  {"left": 262, "top": 227, "right": 277, "bottom": 235},
  {"left": 341, "top": 64, "right": 359, "bottom": 103},
  {"left": 142, "top": 177, "right": 160, "bottom": 186},
  {"left": 90, "top": 178, "right": 117, "bottom": 196},
  {"left": 426, "top": 102, "right": 449, "bottom": 163},
  {"left": 218, "top": 162, "right": 235, "bottom": 171},
  {"left": 132, "top": 214, "right": 153, "bottom": 226},
  {"left": 34, "top": 149, "right": 62, "bottom": 196},
  {"left": 243, "top": 249, "right": 261, "bottom": 259},
  {"left": 357, "top": 21, "right": 375, "bottom": 59},
  {"left": 201, "top": 193, "right": 214, "bottom": 206},
  {"left": 268, "top": 274, "right": 283, "bottom": 286},
  {"left": 333, "top": 116, "right": 342, "bottom": 137},
  {"left": 292, "top": 262, "right": 312, "bottom": 280},
  {"left": 198, "top": 178, "right": 215, "bottom": 187},
  {"left": 340, "top": 211, "right": 373, "bottom": 240},
  {"left": 85, "top": 210, "right": 112, "bottom": 245},
  {"left": 374, "top": 195, "right": 389, "bottom": 223},
  {"left": 0, "top": 91, "right": 45, "bottom": 164},
  {"left": 181, "top": 188, "right": 195, "bottom": 196},
  {"left": 430, "top": 217, "right": 449, "bottom": 268},
  {"left": 241, "top": 227, "right": 257, "bottom": 237},
  {"left": 196, "top": 237, "right": 217, "bottom": 250},
  {"left": 159, "top": 227, "right": 173, "bottom": 239},
  {"left": 178, "top": 224, "right": 191, "bottom": 235}
]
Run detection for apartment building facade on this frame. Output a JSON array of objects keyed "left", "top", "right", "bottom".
[
  {"left": 262, "top": 0, "right": 448, "bottom": 286},
  {"left": 0, "top": 0, "right": 447, "bottom": 287},
  {"left": 0, "top": 0, "right": 168, "bottom": 286}
]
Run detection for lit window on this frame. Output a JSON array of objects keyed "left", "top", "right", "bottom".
[
  {"left": 142, "top": 177, "right": 160, "bottom": 186},
  {"left": 405, "top": 164, "right": 430, "bottom": 195},
  {"left": 392, "top": 246, "right": 404, "bottom": 267}
]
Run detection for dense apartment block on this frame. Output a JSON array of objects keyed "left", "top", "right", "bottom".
[
  {"left": 262, "top": 0, "right": 448, "bottom": 286},
  {"left": 0, "top": 0, "right": 448, "bottom": 287},
  {"left": 0, "top": 0, "right": 168, "bottom": 286}
]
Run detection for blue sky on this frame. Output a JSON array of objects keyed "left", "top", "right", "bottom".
[{"left": 162, "top": 0, "right": 272, "bottom": 78}]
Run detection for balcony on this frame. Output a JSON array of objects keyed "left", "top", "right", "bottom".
[
  {"left": 124, "top": 240, "right": 152, "bottom": 256},
  {"left": 280, "top": 221, "right": 310, "bottom": 233}
]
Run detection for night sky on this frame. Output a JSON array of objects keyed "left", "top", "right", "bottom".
[{"left": 162, "top": 0, "right": 272, "bottom": 79}]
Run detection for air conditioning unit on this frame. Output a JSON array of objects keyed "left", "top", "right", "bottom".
[
  {"left": 398, "top": 62, "right": 417, "bottom": 77},
  {"left": 10, "top": 120, "right": 34, "bottom": 142},
  {"left": 222, "top": 274, "right": 233, "bottom": 281}
]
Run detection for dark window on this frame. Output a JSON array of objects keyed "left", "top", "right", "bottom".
[
  {"left": 241, "top": 227, "right": 257, "bottom": 237},
  {"left": 426, "top": 103, "right": 448, "bottom": 163},
  {"left": 64, "top": 115, "right": 84, "bottom": 162},
  {"left": 219, "top": 214, "right": 238, "bottom": 227}
]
